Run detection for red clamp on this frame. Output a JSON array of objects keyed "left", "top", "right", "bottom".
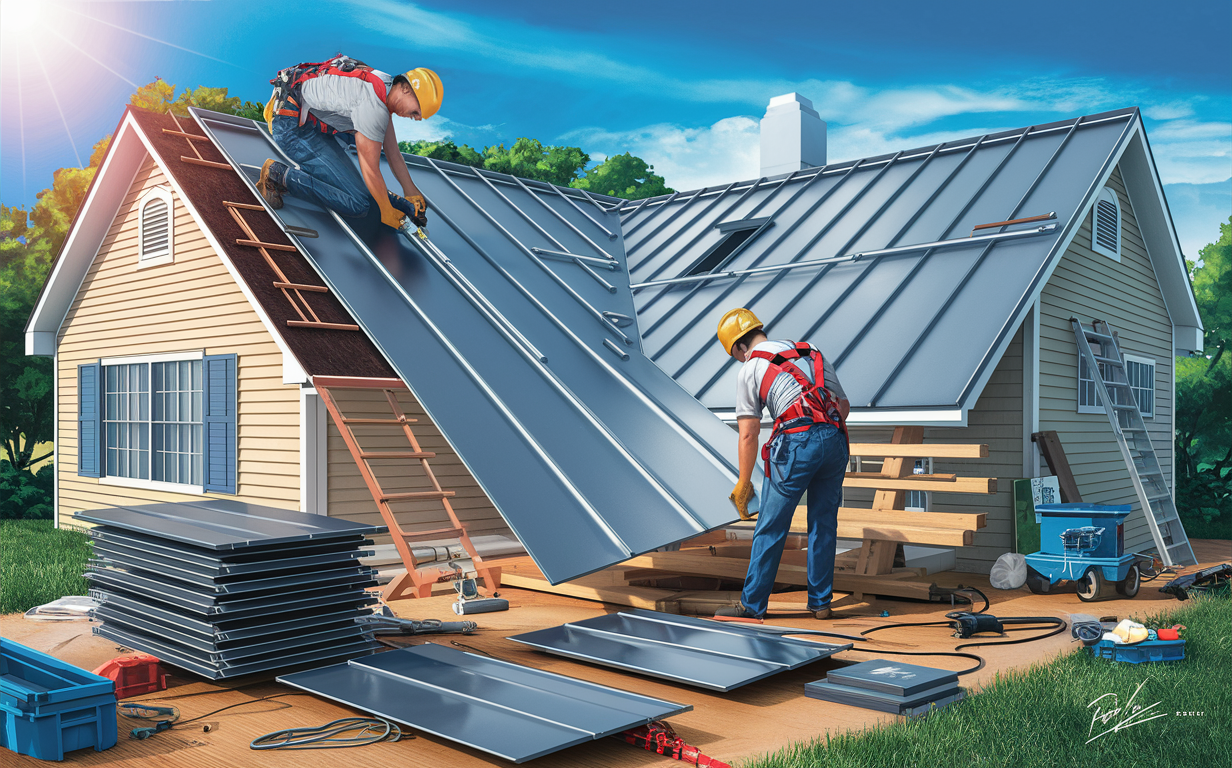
[
  {"left": 619, "top": 721, "right": 731, "bottom": 768},
  {"left": 92, "top": 653, "right": 167, "bottom": 699}
]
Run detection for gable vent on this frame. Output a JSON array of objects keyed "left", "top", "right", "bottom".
[
  {"left": 1091, "top": 186, "right": 1120, "bottom": 260},
  {"left": 141, "top": 198, "right": 170, "bottom": 258}
]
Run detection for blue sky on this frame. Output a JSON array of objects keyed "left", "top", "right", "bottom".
[{"left": 1, "top": 0, "right": 1228, "bottom": 256}]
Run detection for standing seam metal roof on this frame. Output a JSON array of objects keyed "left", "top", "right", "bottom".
[
  {"left": 620, "top": 109, "right": 1139, "bottom": 415},
  {"left": 191, "top": 108, "right": 752, "bottom": 585}
]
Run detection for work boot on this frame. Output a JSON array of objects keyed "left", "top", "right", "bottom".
[
  {"left": 813, "top": 607, "right": 832, "bottom": 620},
  {"left": 714, "top": 604, "right": 760, "bottom": 620},
  {"left": 257, "top": 159, "right": 288, "bottom": 209}
]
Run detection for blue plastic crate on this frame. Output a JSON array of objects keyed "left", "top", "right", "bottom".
[
  {"left": 1090, "top": 637, "right": 1185, "bottom": 664},
  {"left": 0, "top": 639, "right": 117, "bottom": 761}
]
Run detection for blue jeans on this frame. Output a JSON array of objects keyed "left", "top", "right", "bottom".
[
  {"left": 271, "top": 116, "right": 371, "bottom": 217},
  {"left": 741, "top": 422, "right": 848, "bottom": 616}
]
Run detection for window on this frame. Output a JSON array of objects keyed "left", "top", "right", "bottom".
[
  {"left": 1124, "top": 354, "right": 1156, "bottom": 418},
  {"left": 138, "top": 186, "right": 174, "bottom": 266},
  {"left": 1077, "top": 343, "right": 1143, "bottom": 416},
  {"left": 1091, "top": 186, "right": 1120, "bottom": 261},
  {"left": 79, "top": 352, "right": 236, "bottom": 493},
  {"left": 683, "top": 217, "right": 771, "bottom": 277},
  {"left": 906, "top": 458, "right": 931, "bottom": 511}
]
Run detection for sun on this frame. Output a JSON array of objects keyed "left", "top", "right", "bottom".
[{"left": 1, "top": 0, "right": 45, "bottom": 36}]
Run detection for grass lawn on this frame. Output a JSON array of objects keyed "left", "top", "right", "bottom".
[
  {"left": 0, "top": 519, "right": 92, "bottom": 614},
  {"left": 746, "top": 594, "right": 1230, "bottom": 768}
]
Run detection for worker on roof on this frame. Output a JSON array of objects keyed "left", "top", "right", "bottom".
[
  {"left": 256, "top": 54, "right": 442, "bottom": 232},
  {"left": 715, "top": 308, "right": 851, "bottom": 621}
]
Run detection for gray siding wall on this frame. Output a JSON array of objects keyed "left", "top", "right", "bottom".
[
  {"left": 845, "top": 324, "right": 1025, "bottom": 575},
  {"left": 1038, "top": 165, "right": 1175, "bottom": 554}
]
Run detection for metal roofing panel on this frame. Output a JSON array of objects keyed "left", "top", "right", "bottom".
[
  {"left": 192, "top": 109, "right": 751, "bottom": 584},
  {"left": 623, "top": 111, "right": 1137, "bottom": 414},
  {"left": 507, "top": 609, "right": 852, "bottom": 691},
  {"left": 73, "top": 500, "right": 385, "bottom": 550},
  {"left": 88, "top": 532, "right": 370, "bottom": 577},
  {"left": 277, "top": 644, "right": 691, "bottom": 763}
]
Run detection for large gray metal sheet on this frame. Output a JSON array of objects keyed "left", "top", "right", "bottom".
[
  {"left": 74, "top": 499, "right": 385, "bottom": 550},
  {"left": 277, "top": 644, "right": 690, "bottom": 763},
  {"left": 622, "top": 110, "right": 1137, "bottom": 414},
  {"left": 508, "top": 609, "right": 851, "bottom": 691},
  {"left": 89, "top": 533, "right": 370, "bottom": 578},
  {"left": 192, "top": 109, "right": 754, "bottom": 585},
  {"left": 91, "top": 548, "right": 373, "bottom": 590}
]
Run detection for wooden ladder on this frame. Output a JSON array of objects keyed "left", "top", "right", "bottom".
[{"left": 314, "top": 377, "right": 501, "bottom": 601}]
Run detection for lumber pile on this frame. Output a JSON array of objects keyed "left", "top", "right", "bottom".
[{"left": 505, "top": 428, "right": 993, "bottom": 608}]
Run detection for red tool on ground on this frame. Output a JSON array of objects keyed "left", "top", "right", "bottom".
[
  {"left": 617, "top": 721, "right": 731, "bottom": 768},
  {"left": 92, "top": 653, "right": 166, "bottom": 699}
]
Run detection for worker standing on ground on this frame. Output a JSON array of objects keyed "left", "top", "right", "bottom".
[
  {"left": 256, "top": 54, "right": 442, "bottom": 231},
  {"left": 715, "top": 308, "right": 850, "bottom": 621}
]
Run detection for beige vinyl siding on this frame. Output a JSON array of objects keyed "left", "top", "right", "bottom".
[
  {"left": 56, "top": 155, "right": 301, "bottom": 528},
  {"left": 326, "top": 387, "right": 513, "bottom": 545},
  {"left": 843, "top": 325, "right": 1024, "bottom": 575},
  {"left": 1038, "top": 165, "right": 1174, "bottom": 554}
]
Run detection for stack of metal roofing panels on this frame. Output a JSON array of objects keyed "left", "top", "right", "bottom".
[
  {"left": 277, "top": 643, "right": 691, "bottom": 763},
  {"left": 76, "top": 500, "right": 386, "bottom": 679},
  {"left": 508, "top": 609, "right": 854, "bottom": 691}
]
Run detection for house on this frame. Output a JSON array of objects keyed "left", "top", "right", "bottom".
[
  {"left": 621, "top": 96, "right": 1203, "bottom": 573},
  {"left": 26, "top": 98, "right": 1201, "bottom": 584}
]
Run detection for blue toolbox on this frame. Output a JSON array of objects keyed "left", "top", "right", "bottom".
[
  {"left": 1024, "top": 503, "right": 1146, "bottom": 602},
  {"left": 1090, "top": 637, "right": 1186, "bottom": 664},
  {"left": 1, "top": 638, "right": 117, "bottom": 761}
]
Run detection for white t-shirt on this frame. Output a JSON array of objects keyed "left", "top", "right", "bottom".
[
  {"left": 300, "top": 71, "right": 393, "bottom": 142},
  {"left": 735, "top": 340, "right": 848, "bottom": 420}
]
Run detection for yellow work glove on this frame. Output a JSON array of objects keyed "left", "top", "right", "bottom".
[
  {"left": 377, "top": 197, "right": 406, "bottom": 230},
  {"left": 408, "top": 194, "right": 428, "bottom": 227},
  {"left": 730, "top": 479, "right": 756, "bottom": 521}
]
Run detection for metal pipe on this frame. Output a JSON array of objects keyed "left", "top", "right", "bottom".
[
  {"left": 531, "top": 247, "right": 619, "bottom": 270},
  {"left": 868, "top": 117, "right": 1085, "bottom": 407},
  {"left": 575, "top": 260, "right": 618, "bottom": 293},
  {"left": 501, "top": 173, "right": 617, "bottom": 261},
  {"left": 547, "top": 183, "right": 617, "bottom": 240},
  {"left": 603, "top": 338, "right": 630, "bottom": 361}
]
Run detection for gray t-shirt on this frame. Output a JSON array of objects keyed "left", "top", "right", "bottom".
[
  {"left": 735, "top": 340, "right": 847, "bottom": 420},
  {"left": 300, "top": 71, "right": 393, "bottom": 142}
]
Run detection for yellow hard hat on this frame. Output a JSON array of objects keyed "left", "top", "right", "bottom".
[
  {"left": 717, "top": 308, "right": 764, "bottom": 357},
  {"left": 403, "top": 67, "right": 443, "bottom": 118}
]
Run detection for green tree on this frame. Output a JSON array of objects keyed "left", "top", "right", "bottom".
[
  {"left": 1176, "top": 216, "right": 1232, "bottom": 537},
  {"left": 481, "top": 138, "right": 589, "bottom": 186},
  {"left": 571, "top": 152, "right": 673, "bottom": 200},
  {"left": 130, "top": 78, "right": 262, "bottom": 121},
  {"left": 398, "top": 139, "right": 484, "bottom": 168}
]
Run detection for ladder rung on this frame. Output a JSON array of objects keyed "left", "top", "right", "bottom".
[
  {"left": 381, "top": 490, "right": 456, "bottom": 502},
  {"left": 163, "top": 129, "right": 211, "bottom": 142},
  {"left": 286, "top": 320, "right": 360, "bottom": 331},
  {"left": 181, "top": 156, "right": 231, "bottom": 170},
  {"left": 401, "top": 528, "right": 465, "bottom": 541},
  {"left": 237, "top": 238, "right": 299, "bottom": 252},
  {"left": 342, "top": 417, "right": 418, "bottom": 425},
  {"left": 274, "top": 281, "right": 329, "bottom": 293},
  {"left": 360, "top": 451, "right": 435, "bottom": 460},
  {"left": 224, "top": 200, "right": 266, "bottom": 211},
  {"left": 1085, "top": 331, "right": 1115, "bottom": 342},
  {"left": 1146, "top": 492, "right": 1171, "bottom": 501},
  {"left": 1093, "top": 356, "right": 1123, "bottom": 366},
  {"left": 1111, "top": 403, "right": 1138, "bottom": 410}
]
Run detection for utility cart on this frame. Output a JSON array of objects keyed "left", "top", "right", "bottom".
[{"left": 1024, "top": 503, "right": 1145, "bottom": 601}]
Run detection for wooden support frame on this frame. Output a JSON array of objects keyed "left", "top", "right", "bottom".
[
  {"left": 315, "top": 380, "right": 500, "bottom": 601},
  {"left": 1032, "top": 430, "right": 1082, "bottom": 502}
]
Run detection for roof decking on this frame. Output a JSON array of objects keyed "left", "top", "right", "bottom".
[{"left": 620, "top": 109, "right": 1140, "bottom": 418}]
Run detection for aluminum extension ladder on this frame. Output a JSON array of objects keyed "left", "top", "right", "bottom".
[{"left": 1072, "top": 319, "right": 1197, "bottom": 566}]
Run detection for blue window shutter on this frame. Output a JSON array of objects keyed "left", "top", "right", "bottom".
[
  {"left": 202, "top": 354, "right": 237, "bottom": 494},
  {"left": 77, "top": 362, "right": 102, "bottom": 477}
]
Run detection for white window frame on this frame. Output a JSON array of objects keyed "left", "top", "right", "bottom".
[
  {"left": 97, "top": 350, "right": 205, "bottom": 494},
  {"left": 1123, "top": 353, "right": 1156, "bottom": 419},
  {"left": 905, "top": 457, "right": 931, "bottom": 511},
  {"left": 1077, "top": 352, "right": 1106, "bottom": 414},
  {"left": 1091, "top": 186, "right": 1121, "bottom": 262},
  {"left": 137, "top": 185, "right": 174, "bottom": 268}
]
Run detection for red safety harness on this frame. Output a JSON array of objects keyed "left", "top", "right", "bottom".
[
  {"left": 750, "top": 341, "right": 847, "bottom": 476},
  {"left": 269, "top": 54, "right": 389, "bottom": 136}
]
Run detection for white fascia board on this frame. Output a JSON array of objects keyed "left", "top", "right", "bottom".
[
  {"left": 1174, "top": 325, "right": 1203, "bottom": 356},
  {"left": 25, "top": 113, "right": 148, "bottom": 356},
  {"left": 128, "top": 118, "right": 309, "bottom": 384},
  {"left": 710, "top": 408, "right": 968, "bottom": 428},
  {"left": 954, "top": 115, "right": 1139, "bottom": 415},
  {"left": 1117, "top": 125, "right": 1204, "bottom": 334}
]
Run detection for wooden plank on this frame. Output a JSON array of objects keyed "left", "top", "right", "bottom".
[
  {"left": 500, "top": 572, "right": 684, "bottom": 611},
  {"left": 286, "top": 320, "right": 361, "bottom": 331},
  {"left": 849, "top": 443, "right": 989, "bottom": 458},
  {"left": 180, "top": 156, "right": 231, "bottom": 170},
  {"left": 1032, "top": 430, "right": 1082, "bottom": 502},
  {"left": 846, "top": 472, "right": 957, "bottom": 482},
  {"left": 844, "top": 476, "right": 996, "bottom": 493},
  {"left": 873, "top": 425, "right": 922, "bottom": 511},
  {"left": 237, "top": 238, "right": 299, "bottom": 252}
]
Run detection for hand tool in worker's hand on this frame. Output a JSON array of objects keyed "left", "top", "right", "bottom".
[
  {"left": 389, "top": 192, "right": 429, "bottom": 238},
  {"left": 729, "top": 479, "right": 755, "bottom": 520}
]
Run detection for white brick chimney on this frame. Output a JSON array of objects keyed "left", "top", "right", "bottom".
[{"left": 759, "top": 93, "right": 826, "bottom": 178}]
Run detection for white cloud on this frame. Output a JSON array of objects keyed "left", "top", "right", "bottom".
[{"left": 1144, "top": 102, "right": 1196, "bottom": 121}]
